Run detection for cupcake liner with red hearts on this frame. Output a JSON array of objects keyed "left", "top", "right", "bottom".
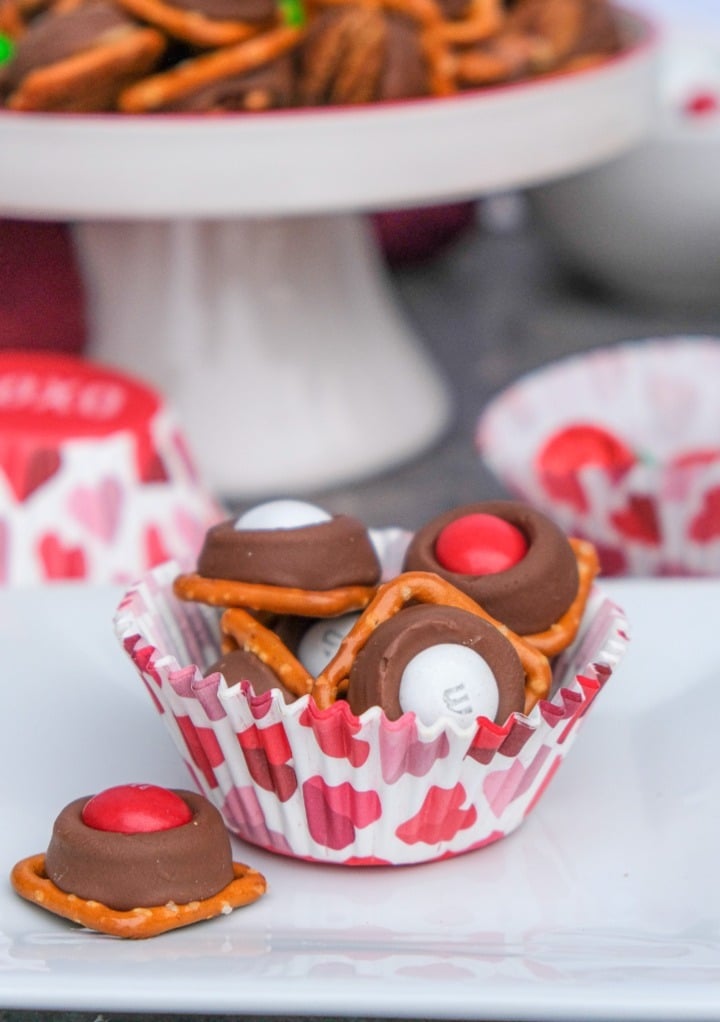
[
  {"left": 114, "top": 544, "right": 629, "bottom": 866},
  {"left": 0, "top": 353, "right": 222, "bottom": 584},
  {"left": 476, "top": 337, "right": 720, "bottom": 577}
]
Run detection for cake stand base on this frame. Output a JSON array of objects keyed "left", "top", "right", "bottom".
[{"left": 75, "top": 214, "right": 452, "bottom": 500}]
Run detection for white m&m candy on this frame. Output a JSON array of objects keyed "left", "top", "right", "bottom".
[
  {"left": 235, "top": 499, "right": 331, "bottom": 531},
  {"left": 398, "top": 643, "right": 499, "bottom": 727},
  {"left": 297, "top": 613, "right": 360, "bottom": 677}
]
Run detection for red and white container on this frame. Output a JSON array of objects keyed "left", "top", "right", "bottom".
[{"left": 0, "top": 351, "right": 223, "bottom": 584}]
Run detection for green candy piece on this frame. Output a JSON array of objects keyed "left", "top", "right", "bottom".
[
  {"left": 0, "top": 32, "right": 15, "bottom": 65},
  {"left": 279, "top": 0, "right": 305, "bottom": 27}
]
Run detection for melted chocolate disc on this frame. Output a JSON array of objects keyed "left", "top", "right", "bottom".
[
  {"left": 197, "top": 514, "right": 381, "bottom": 589},
  {"left": 403, "top": 501, "right": 579, "bottom": 635},
  {"left": 347, "top": 604, "right": 525, "bottom": 724},
  {"left": 45, "top": 791, "right": 234, "bottom": 911}
]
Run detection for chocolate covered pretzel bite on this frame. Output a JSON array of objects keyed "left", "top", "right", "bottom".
[
  {"left": 0, "top": 0, "right": 625, "bottom": 111},
  {"left": 216, "top": 568, "right": 550, "bottom": 718},
  {"left": 347, "top": 602, "right": 527, "bottom": 724},
  {"left": 114, "top": 0, "right": 277, "bottom": 48},
  {"left": 119, "top": 22, "right": 301, "bottom": 111},
  {"left": 403, "top": 500, "right": 598, "bottom": 656},
  {"left": 313, "top": 570, "right": 552, "bottom": 714},
  {"left": 174, "top": 499, "right": 382, "bottom": 617},
  {"left": 11, "top": 785, "right": 266, "bottom": 938},
  {"left": 3, "top": 0, "right": 166, "bottom": 110}
]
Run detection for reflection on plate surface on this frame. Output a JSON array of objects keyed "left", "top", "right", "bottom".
[{"left": 1, "top": 579, "right": 719, "bottom": 1019}]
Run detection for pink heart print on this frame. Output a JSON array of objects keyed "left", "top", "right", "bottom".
[
  {"left": 237, "top": 723, "right": 298, "bottom": 802},
  {"left": 302, "top": 776, "right": 382, "bottom": 850},
  {"left": 67, "top": 477, "right": 123, "bottom": 542},
  {"left": 144, "top": 525, "right": 170, "bottom": 569},
  {"left": 689, "top": 486, "right": 720, "bottom": 541},
  {"left": 175, "top": 715, "right": 223, "bottom": 789},
  {"left": 38, "top": 533, "right": 87, "bottom": 579},
  {"left": 395, "top": 783, "right": 477, "bottom": 845},
  {"left": 0, "top": 444, "right": 62, "bottom": 502},
  {"left": 610, "top": 494, "right": 661, "bottom": 544}
]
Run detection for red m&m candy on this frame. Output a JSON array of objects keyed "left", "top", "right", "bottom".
[
  {"left": 435, "top": 513, "right": 528, "bottom": 575},
  {"left": 535, "top": 423, "right": 637, "bottom": 511},
  {"left": 537, "top": 423, "right": 636, "bottom": 476},
  {"left": 81, "top": 784, "right": 193, "bottom": 834}
]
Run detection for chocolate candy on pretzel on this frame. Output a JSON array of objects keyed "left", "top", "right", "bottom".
[
  {"left": 451, "top": 0, "right": 622, "bottom": 88},
  {"left": 298, "top": 3, "right": 430, "bottom": 105},
  {"left": 174, "top": 499, "right": 381, "bottom": 617},
  {"left": 347, "top": 602, "right": 527, "bottom": 724},
  {"left": 119, "top": 23, "right": 301, "bottom": 111},
  {"left": 402, "top": 500, "right": 598, "bottom": 656},
  {"left": 114, "top": 0, "right": 279, "bottom": 48},
  {"left": 217, "top": 568, "right": 550, "bottom": 719},
  {"left": 211, "top": 618, "right": 309, "bottom": 700},
  {"left": 11, "top": 785, "right": 266, "bottom": 938},
  {"left": 2, "top": 0, "right": 166, "bottom": 111},
  {"left": 314, "top": 570, "right": 553, "bottom": 715},
  {"left": 215, "top": 608, "right": 361, "bottom": 703}
]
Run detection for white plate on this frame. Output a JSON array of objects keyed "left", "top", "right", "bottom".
[
  {"left": 0, "top": 9, "right": 658, "bottom": 218},
  {"left": 2, "top": 578, "right": 719, "bottom": 1018}
]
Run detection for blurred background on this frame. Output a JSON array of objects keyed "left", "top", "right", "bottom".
[{"left": 1, "top": 0, "right": 720, "bottom": 575}]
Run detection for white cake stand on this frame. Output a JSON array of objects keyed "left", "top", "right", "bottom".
[{"left": 0, "top": 9, "right": 658, "bottom": 498}]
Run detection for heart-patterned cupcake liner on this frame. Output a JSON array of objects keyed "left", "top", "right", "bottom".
[
  {"left": 0, "top": 353, "right": 222, "bottom": 584},
  {"left": 114, "top": 534, "right": 629, "bottom": 866},
  {"left": 477, "top": 336, "right": 720, "bottom": 576}
]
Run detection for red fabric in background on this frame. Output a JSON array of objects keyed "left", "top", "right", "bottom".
[
  {"left": 372, "top": 202, "right": 477, "bottom": 267},
  {"left": 0, "top": 219, "right": 87, "bottom": 354},
  {"left": 0, "top": 209, "right": 472, "bottom": 354}
]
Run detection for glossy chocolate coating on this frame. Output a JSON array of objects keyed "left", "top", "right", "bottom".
[
  {"left": 197, "top": 514, "right": 381, "bottom": 589},
  {"left": 403, "top": 501, "right": 579, "bottom": 635},
  {"left": 347, "top": 604, "right": 525, "bottom": 723},
  {"left": 45, "top": 791, "right": 234, "bottom": 911},
  {"left": 207, "top": 647, "right": 298, "bottom": 702}
]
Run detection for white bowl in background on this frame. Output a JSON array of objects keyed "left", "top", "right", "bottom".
[{"left": 529, "top": 27, "right": 720, "bottom": 307}]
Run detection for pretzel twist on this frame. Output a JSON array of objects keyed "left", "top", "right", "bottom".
[
  {"left": 430, "top": 0, "right": 504, "bottom": 44},
  {"left": 220, "top": 607, "right": 314, "bottom": 698},
  {"left": 522, "top": 538, "right": 599, "bottom": 657},
  {"left": 6, "top": 26, "right": 166, "bottom": 111},
  {"left": 114, "top": 0, "right": 267, "bottom": 47},
  {"left": 119, "top": 24, "right": 302, "bottom": 112},
  {"left": 0, "top": 0, "right": 24, "bottom": 37},
  {"left": 313, "top": 570, "right": 552, "bottom": 713}
]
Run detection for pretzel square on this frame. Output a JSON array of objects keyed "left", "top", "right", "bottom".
[
  {"left": 174, "top": 572, "right": 378, "bottom": 618},
  {"left": 11, "top": 854, "right": 267, "bottom": 939}
]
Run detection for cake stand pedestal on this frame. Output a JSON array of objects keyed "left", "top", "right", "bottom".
[
  {"left": 0, "top": 10, "right": 658, "bottom": 498},
  {"left": 74, "top": 213, "right": 449, "bottom": 496}
]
